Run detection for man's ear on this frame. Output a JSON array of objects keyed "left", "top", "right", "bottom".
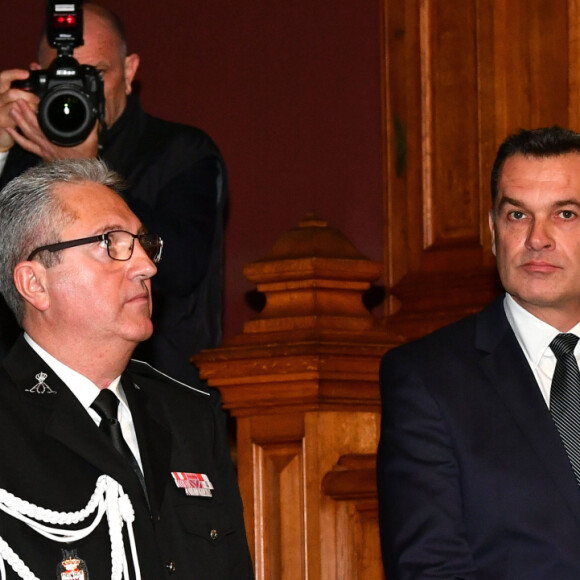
[
  {"left": 124, "top": 53, "right": 140, "bottom": 95},
  {"left": 488, "top": 210, "right": 497, "bottom": 256},
  {"left": 13, "top": 261, "right": 50, "bottom": 312}
]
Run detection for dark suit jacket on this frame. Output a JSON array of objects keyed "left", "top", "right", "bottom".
[
  {"left": 377, "top": 297, "right": 580, "bottom": 579},
  {"left": 0, "top": 336, "right": 253, "bottom": 579}
]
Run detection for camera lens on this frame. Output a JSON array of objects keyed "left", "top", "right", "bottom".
[
  {"left": 47, "top": 94, "right": 86, "bottom": 132},
  {"left": 38, "top": 86, "right": 96, "bottom": 146}
]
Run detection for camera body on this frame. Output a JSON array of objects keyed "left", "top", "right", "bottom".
[
  {"left": 18, "top": 57, "right": 105, "bottom": 147},
  {"left": 11, "top": 1, "right": 106, "bottom": 147}
]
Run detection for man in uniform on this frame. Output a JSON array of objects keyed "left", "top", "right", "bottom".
[{"left": 0, "top": 158, "right": 253, "bottom": 578}]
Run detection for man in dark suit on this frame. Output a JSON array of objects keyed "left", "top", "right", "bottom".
[
  {"left": 377, "top": 125, "right": 580, "bottom": 579},
  {"left": 0, "top": 159, "right": 253, "bottom": 578}
]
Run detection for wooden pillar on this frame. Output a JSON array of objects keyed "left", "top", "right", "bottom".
[{"left": 194, "top": 214, "right": 397, "bottom": 579}]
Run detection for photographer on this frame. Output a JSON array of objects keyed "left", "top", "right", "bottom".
[{"left": 0, "top": 3, "right": 226, "bottom": 385}]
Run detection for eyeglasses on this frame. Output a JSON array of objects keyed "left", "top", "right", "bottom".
[{"left": 27, "top": 230, "right": 164, "bottom": 264}]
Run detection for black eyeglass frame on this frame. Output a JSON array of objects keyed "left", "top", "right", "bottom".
[{"left": 27, "top": 230, "right": 164, "bottom": 263}]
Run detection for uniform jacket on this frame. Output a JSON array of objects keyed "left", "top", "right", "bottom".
[
  {"left": 0, "top": 95, "right": 226, "bottom": 384},
  {"left": 0, "top": 336, "right": 253, "bottom": 579},
  {"left": 378, "top": 297, "right": 580, "bottom": 579}
]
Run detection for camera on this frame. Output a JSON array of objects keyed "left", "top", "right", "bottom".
[{"left": 11, "top": 1, "right": 106, "bottom": 147}]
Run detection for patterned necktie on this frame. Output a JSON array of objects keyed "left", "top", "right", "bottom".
[
  {"left": 91, "top": 388, "right": 148, "bottom": 499},
  {"left": 550, "top": 333, "right": 580, "bottom": 485}
]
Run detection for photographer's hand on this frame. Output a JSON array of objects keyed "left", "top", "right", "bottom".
[
  {"left": 6, "top": 99, "right": 99, "bottom": 161},
  {"left": 0, "top": 68, "right": 40, "bottom": 152}
]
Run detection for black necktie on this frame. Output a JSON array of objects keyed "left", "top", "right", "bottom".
[
  {"left": 550, "top": 333, "right": 580, "bottom": 485},
  {"left": 91, "top": 388, "right": 148, "bottom": 499}
]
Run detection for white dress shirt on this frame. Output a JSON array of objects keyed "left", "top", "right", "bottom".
[
  {"left": 504, "top": 293, "right": 580, "bottom": 408},
  {"left": 24, "top": 333, "right": 143, "bottom": 470}
]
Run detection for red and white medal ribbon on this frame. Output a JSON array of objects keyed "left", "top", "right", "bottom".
[{"left": 171, "top": 472, "right": 214, "bottom": 497}]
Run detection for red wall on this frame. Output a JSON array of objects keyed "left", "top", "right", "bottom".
[{"left": 0, "top": 1, "right": 384, "bottom": 340}]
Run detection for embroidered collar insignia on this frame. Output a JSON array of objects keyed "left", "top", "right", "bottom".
[{"left": 26, "top": 371, "right": 57, "bottom": 394}]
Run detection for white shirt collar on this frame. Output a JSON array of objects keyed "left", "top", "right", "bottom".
[{"left": 503, "top": 293, "right": 580, "bottom": 369}]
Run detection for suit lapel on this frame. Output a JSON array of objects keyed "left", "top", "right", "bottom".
[{"left": 476, "top": 300, "right": 580, "bottom": 521}]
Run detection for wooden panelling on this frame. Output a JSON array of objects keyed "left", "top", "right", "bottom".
[
  {"left": 570, "top": 0, "right": 580, "bottom": 129},
  {"left": 254, "top": 440, "right": 305, "bottom": 579},
  {"left": 323, "top": 455, "right": 384, "bottom": 579},
  {"left": 194, "top": 218, "right": 392, "bottom": 579},
  {"left": 421, "top": 0, "right": 480, "bottom": 250}
]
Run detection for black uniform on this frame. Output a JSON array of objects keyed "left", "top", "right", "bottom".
[{"left": 0, "top": 335, "right": 253, "bottom": 579}]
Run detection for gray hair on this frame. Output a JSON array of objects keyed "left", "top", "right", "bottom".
[{"left": 0, "top": 158, "right": 124, "bottom": 324}]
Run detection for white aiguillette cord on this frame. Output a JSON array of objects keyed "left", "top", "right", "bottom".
[{"left": 0, "top": 475, "right": 141, "bottom": 580}]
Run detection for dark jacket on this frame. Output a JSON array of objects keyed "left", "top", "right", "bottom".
[
  {"left": 378, "top": 297, "right": 580, "bottom": 579},
  {"left": 0, "top": 335, "right": 253, "bottom": 579},
  {"left": 0, "top": 96, "right": 226, "bottom": 384}
]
